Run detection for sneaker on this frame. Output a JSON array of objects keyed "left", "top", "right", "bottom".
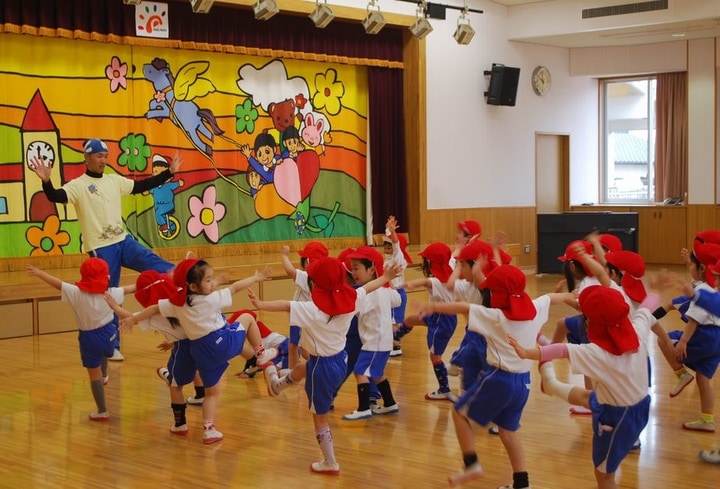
[
  {"left": 265, "top": 367, "right": 280, "bottom": 397},
  {"left": 156, "top": 367, "right": 170, "bottom": 385},
  {"left": 630, "top": 439, "right": 641, "bottom": 451},
  {"left": 203, "top": 426, "right": 223, "bottom": 444},
  {"left": 109, "top": 349, "right": 124, "bottom": 362},
  {"left": 310, "top": 460, "right": 340, "bottom": 475},
  {"left": 389, "top": 344, "right": 403, "bottom": 357},
  {"left": 488, "top": 425, "right": 499, "bottom": 435},
  {"left": 170, "top": 424, "right": 189, "bottom": 435},
  {"left": 371, "top": 403, "right": 399, "bottom": 415},
  {"left": 569, "top": 406, "right": 593, "bottom": 415},
  {"left": 448, "top": 364, "right": 462, "bottom": 377},
  {"left": 448, "top": 462, "right": 483, "bottom": 487},
  {"left": 342, "top": 409, "right": 372, "bottom": 420},
  {"left": 669, "top": 371, "right": 694, "bottom": 398},
  {"left": 683, "top": 419, "right": 716, "bottom": 432},
  {"left": 244, "top": 366, "right": 261, "bottom": 378},
  {"left": 186, "top": 395, "right": 204, "bottom": 406},
  {"left": 256, "top": 347, "right": 279, "bottom": 369},
  {"left": 88, "top": 411, "right": 109, "bottom": 421},
  {"left": 699, "top": 449, "right": 720, "bottom": 464},
  {"left": 425, "top": 390, "right": 457, "bottom": 402},
  {"left": 102, "top": 375, "right": 109, "bottom": 386}
]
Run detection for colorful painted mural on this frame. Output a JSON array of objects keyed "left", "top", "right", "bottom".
[{"left": 0, "top": 33, "right": 368, "bottom": 258}]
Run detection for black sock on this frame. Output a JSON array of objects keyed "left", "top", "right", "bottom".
[
  {"left": 513, "top": 471, "right": 529, "bottom": 489},
  {"left": 433, "top": 362, "right": 450, "bottom": 392},
  {"left": 244, "top": 356, "right": 257, "bottom": 370},
  {"left": 357, "top": 383, "right": 371, "bottom": 411},
  {"left": 171, "top": 403, "right": 187, "bottom": 426},
  {"left": 194, "top": 386, "right": 205, "bottom": 399},
  {"left": 376, "top": 379, "right": 396, "bottom": 406},
  {"left": 462, "top": 453, "right": 478, "bottom": 468},
  {"left": 394, "top": 324, "right": 413, "bottom": 341}
]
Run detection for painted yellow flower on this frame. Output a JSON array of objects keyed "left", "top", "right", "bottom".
[
  {"left": 26, "top": 215, "right": 71, "bottom": 256},
  {"left": 312, "top": 69, "right": 344, "bottom": 115}
]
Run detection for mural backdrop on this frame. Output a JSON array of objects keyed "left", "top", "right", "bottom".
[{"left": 0, "top": 33, "right": 368, "bottom": 258}]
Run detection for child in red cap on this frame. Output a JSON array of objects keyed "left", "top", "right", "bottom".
[
  {"left": 26, "top": 258, "right": 135, "bottom": 421},
  {"left": 420, "top": 264, "right": 575, "bottom": 489},
  {"left": 281, "top": 241, "right": 329, "bottom": 369},
  {"left": 248, "top": 256, "right": 400, "bottom": 475},
  {"left": 383, "top": 216, "right": 410, "bottom": 357},
  {"left": 394, "top": 241, "right": 459, "bottom": 401}
]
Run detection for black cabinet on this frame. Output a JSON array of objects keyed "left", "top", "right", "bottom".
[{"left": 537, "top": 212, "right": 639, "bottom": 274}]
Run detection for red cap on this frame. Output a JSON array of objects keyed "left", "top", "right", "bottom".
[
  {"left": 307, "top": 257, "right": 357, "bottom": 315},
  {"left": 693, "top": 240, "right": 720, "bottom": 288},
  {"left": 134, "top": 270, "right": 178, "bottom": 307},
  {"left": 298, "top": 241, "right": 329, "bottom": 261},
  {"left": 419, "top": 242, "right": 453, "bottom": 283},
  {"left": 397, "top": 234, "right": 412, "bottom": 264},
  {"left": 455, "top": 240, "right": 498, "bottom": 275},
  {"left": 480, "top": 265, "right": 536, "bottom": 320},
  {"left": 558, "top": 240, "right": 593, "bottom": 262},
  {"left": 708, "top": 259, "right": 720, "bottom": 275},
  {"left": 169, "top": 258, "right": 200, "bottom": 306},
  {"left": 604, "top": 251, "right": 647, "bottom": 302},
  {"left": 336, "top": 247, "right": 355, "bottom": 273},
  {"left": 579, "top": 286, "right": 639, "bottom": 355},
  {"left": 76, "top": 258, "right": 110, "bottom": 294},
  {"left": 695, "top": 230, "right": 720, "bottom": 245},
  {"left": 348, "top": 246, "right": 385, "bottom": 276},
  {"left": 599, "top": 234, "right": 622, "bottom": 253},
  {"left": 457, "top": 220, "right": 482, "bottom": 237}
]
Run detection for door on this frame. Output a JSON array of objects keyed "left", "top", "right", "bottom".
[{"left": 535, "top": 133, "right": 569, "bottom": 213}]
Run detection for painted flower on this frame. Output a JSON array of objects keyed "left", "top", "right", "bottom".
[
  {"left": 118, "top": 133, "right": 151, "bottom": 172},
  {"left": 105, "top": 56, "right": 128, "bottom": 93},
  {"left": 188, "top": 186, "right": 226, "bottom": 243},
  {"left": 26, "top": 215, "right": 71, "bottom": 256},
  {"left": 235, "top": 99, "right": 259, "bottom": 134},
  {"left": 312, "top": 69, "right": 344, "bottom": 115},
  {"left": 294, "top": 93, "right": 308, "bottom": 110},
  {"left": 153, "top": 90, "right": 167, "bottom": 103},
  {"left": 294, "top": 211, "right": 306, "bottom": 235}
]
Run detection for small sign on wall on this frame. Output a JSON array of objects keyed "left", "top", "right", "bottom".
[{"left": 134, "top": 2, "right": 169, "bottom": 39}]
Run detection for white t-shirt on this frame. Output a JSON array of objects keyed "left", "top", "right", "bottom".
[
  {"left": 467, "top": 295, "right": 551, "bottom": 373},
  {"left": 453, "top": 279, "right": 483, "bottom": 304},
  {"left": 63, "top": 173, "right": 135, "bottom": 252},
  {"left": 157, "top": 288, "right": 232, "bottom": 340},
  {"left": 292, "top": 269, "right": 311, "bottom": 302},
  {"left": 291, "top": 288, "right": 367, "bottom": 357},
  {"left": 428, "top": 277, "right": 455, "bottom": 303},
  {"left": 384, "top": 241, "right": 407, "bottom": 289},
  {"left": 138, "top": 315, "right": 188, "bottom": 342},
  {"left": 567, "top": 308, "right": 653, "bottom": 406},
  {"left": 686, "top": 282, "right": 720, "bottom": 326},
  {"left": 61, "top": 283, "right": 124, "bottom": 331},
  {"left": 357, "top": 287, "right": 401, "bottom": 352}
]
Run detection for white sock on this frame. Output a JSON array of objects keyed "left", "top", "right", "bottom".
[
  {"left": 315, "top": 427, "right": 336, "bottom": 465},
  {"left": 540, "top": 362, "right": 573, "bottom": 402},
  {"left": 274, "top": 372, "right": 296, "bottom": 393}
]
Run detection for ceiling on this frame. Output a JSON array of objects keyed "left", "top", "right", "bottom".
[{"left": 488, "top": 0, "right": 720, "bottom": 48}]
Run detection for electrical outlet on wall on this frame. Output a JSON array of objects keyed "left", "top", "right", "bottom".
[{"left": 524, "top": 244, "right": 531, "bottom": 254}]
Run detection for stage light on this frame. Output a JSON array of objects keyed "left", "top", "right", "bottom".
[
  {"left": 409, "top": 1, "right": 432, "bottom": 40},
  {"left": 310, "top": 0, "right": 335, "bottom": 28},
  {"left": 453, "top": 7, "right": 475, "bottom": 45},
  {"left": 190, "top": 0, "right": 214, "bottom": 13},
  {"left": 123, "top": 0, "right": 143, "bottom": 5},
  {"left": 363, "top": 0, "right": 386, "bottom": 35},
  {"left": 254, "top": 0, "right": 279, "bottom": 20}
]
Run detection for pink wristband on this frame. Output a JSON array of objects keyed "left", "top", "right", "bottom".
[{"left": 539, "top": 343, "right": 569, "bottom": 362}]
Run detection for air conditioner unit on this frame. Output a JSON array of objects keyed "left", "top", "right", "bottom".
[
  {"left": 310, "top": 4, "right": 335, "bottom": 28},
  {"left": 190, "top": 0, "right": 214, "bottom": 13},
  {"left": 363, "top": 10, "right": 385, "bottom": 35},
  {"left": 453, "top": 23, "right": 475, "bottom": 45},
  {"left": 123, "top": 0, "right": 143, "bottom": 5},
  {"left": 409, "top": 17, "right": 433, "bottom": 40},
  {"left": 254, "top": 0, "right": 279, "bottom": 20}
]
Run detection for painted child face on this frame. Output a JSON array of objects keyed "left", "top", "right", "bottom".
[
  {"left": 285, "top": 138, "right": 302, "bottom": 154},
  {"left": 256, "top": 145, "right": 275, "bottom": 166},
  {"left": 248, "top": 171, "right": 262, "bottom": 190},
  {"left": 152, "top": 165, "right": 168, "bottom": 176},
  {"left": 350, "top": 259, "right": 376, "bottom": 286},
  {"left": 190, "top": 266, "right": 215, "bottom": 295}
]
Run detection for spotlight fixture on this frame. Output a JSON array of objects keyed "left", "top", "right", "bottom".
[
  {"left": 310, "top": 0, "right": 335, "bottom": 28},
  {"left": 123, "top": 0, "right": 143, "bottom": 4},
  {"left": 453, "top": 6, "right": 475, "bottom": 45},
  {"left": 190, "top": 0, "right": 214, "bottom": 13},
  {"left": 409, "top": 1, "right": 433, "bottom": 40},
  {"left": 363, "top": 0, "right": 386, "bottom": 35},
  {"left": 253, "top": 0, "right": 279, "bottom": 20}
]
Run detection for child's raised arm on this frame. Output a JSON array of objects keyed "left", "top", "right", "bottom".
[
  {"left": 418, "top": 301, "right": 470, "bottom": 317},
  {"left": 385, "top": 215, "right": 399, "bottom": 244},
  {"left": 573, "top": 242, "right": 612, "bottom": 287},
  {"left": 280, "top": 246, "right": 297, "bottom": 280},
  {"left": 26, "top": 264, "right": 63, "bottom": 291},
  {"left": 247, "top": 288, "right": 290, "bottom": 312},
  {"left": 362, "top": 263, "right": 402, "bottom": 294},
  {"left": 119, "top": 304, "right": 160, "bottom": 330},
  {"left": 403, "top": 277, "right": 431, "bottom": 291},
  {"left": 229, "top": 266, "right": 273, "bottom": 294},
  {"left": 105, "top": 292, "right": 134, "bottom": 320}
]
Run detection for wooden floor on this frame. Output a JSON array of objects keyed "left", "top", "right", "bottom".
[{"left": 0, "top": 268, "right": 718, "bottom": 489}]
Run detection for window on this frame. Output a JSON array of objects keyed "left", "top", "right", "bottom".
[{"left": 600, "top": 76, "right": 656, "bottom": 203}]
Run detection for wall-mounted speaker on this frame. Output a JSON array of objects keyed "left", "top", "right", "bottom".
[{"left": 484, "top": 63, "right": 521, "bottom": 107}]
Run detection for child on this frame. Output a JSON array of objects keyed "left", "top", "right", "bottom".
[
  {"left": 235, "top": 309, "right": 290, "bottom": 378},
  {"left": 383, "top": 216, "right": 410, "bottom": 357},
  {"left": 394, "top": 242, "right": 458, "bottom": 401},
  {"left": 510, "top": 284, "right": 656, "bottom": 489},
  {"left": 280, "top": 126, "right": 304, "bottom": 160},
  {"left": 26, "top": 258, "right": 134, "bottom": 420},
  {"left": 248, "top": 256, "right": 399, "bottom": 475},
  {"left": 281, "top": 241, "right": 329, "bottom": 369},
  {"left": 419, "top": 264, "right": 574, "bottom": 489},
  {"left": 342, "top": 246, "right": 401, "bottom": 420},
  {"left": 120, "top": 258, "right": 278, "bottom": 444},
  {"left": 240, "top": 132, "right": 280, "bottom": 185}
]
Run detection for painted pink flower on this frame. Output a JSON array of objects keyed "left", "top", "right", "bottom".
[
  {"left": 154, "top": 90, "right": 167, "bottom": 103},
  {"left": 187, "top": 186, "right": 226, "bottom": 243},
  {"left": 105, "top": 56, "right": 128, "bottom": 93}
]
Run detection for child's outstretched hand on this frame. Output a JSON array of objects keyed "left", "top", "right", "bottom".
[
  {"left": 281, "top": 245, "right": 290, "bottom": 257},
  {"left": 26, "top": 264, "right": 40, "bottom": 276},
  {"left": 156, "top": 341, "right": 174, "bottom": 351},
  {"left": 416, "top": 302, "right": 434, "bottom": 319},
  {"left": 119, "top": 315, "right": 137, "bottom": 333},
  {"left": 254, "top": 266, "right": 273, "bottom": 282},
  {"left": 247, "top": 288, "right": 261, "bottom": 308},
  {"left": 383, "top": 263, "right": 403, "bottom": 281},
  {"left": 104, "top": 291, "right": 119, "bottom": 309},
  {"left": 508, "top": 334, "right": 530, "bottom": 359}
]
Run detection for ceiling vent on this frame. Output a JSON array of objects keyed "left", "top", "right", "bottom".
[{"left": 582, "top": 0, "right": 667, "bottom": 19}]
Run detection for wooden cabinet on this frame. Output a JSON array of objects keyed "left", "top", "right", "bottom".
[{"left": 631, "top": 206, "right": 686, "bottom": 264}]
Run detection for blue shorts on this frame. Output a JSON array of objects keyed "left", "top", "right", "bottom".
[
  {"left": 166, "top": 339, "right": 197, "bottom": 386},
  {"left": 289, "top": 325, "right": 301, "bottom": 346},
  {"left": 391, "top": 288, "right": 408, "bottom": 324},
  {"left": 190, "top": 326, "right": 247, "bottom": 387},
  {"left": 424, "top": 313, "right": 458, "bottom": 356},
  {"left": 669, "top": 325, "right": 720, "bottom": 378},
  {"left": 353, "top": 350, "right": 391, "bottom": 379},
  {"left": 78, "top": 323, "right": 116, "bottom": 368},
  {"left": 451, "top": 327, "right": 490, "bottom": 391},
  {"left": 305, "top": 351, "right": 347, "bottom": 415},
  {"left": 456, "top": 368, "right": 530, "bottom": 431},
  {"left": 275, "top": 338, "right": 290, "bottom": 369},
  {"left": 565, "top": 314, "right": 589, "bottom": 344},
  {"left": 344, "top": 320, "right": 362, "bottom": 379},
  {"left": 590, "top": 393, "right": 650, "bottom": 474}
]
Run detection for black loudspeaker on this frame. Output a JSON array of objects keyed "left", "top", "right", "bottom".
[{"left": 484, "top": 63, "right": 521, "bottom": 106}]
